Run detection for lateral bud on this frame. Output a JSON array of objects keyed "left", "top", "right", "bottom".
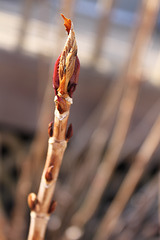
[
  {"left": 48, "top": 121, "right": 54, "bottom": 137},
  {"left": 45, "top": 165, "right": 54, "bottom": 182},
  {"left": 28, "top": 193, "right": 38, "bottom": 210},
  {"left": 48, "top": 200, "right": 57, "bottom": 214},
  {"left": 66, "top": 123, "right": 73, "bottom": 141}
]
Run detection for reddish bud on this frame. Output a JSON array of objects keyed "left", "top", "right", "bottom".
[
  {"left": 53, "top": 55, "right": 61, "bottom": 96},
  {"left": 53, "top": 55, "right": 80, "bottom": 98},
  {"left": 48, "top": 121, "right": 54, "bottom": 137},
  {"left": 28, "top": 193, "right": 38, "bottom": 210},
  {"left": 48, "top": 200, "right": 57, "bottom": 214},
  {"left": 52, "top": 15, "right": 80, "bottom": 98},
  {"left": 45, "top": 165, "right": 54, "bottom": 182},
  {"left": 66, "top": 123, "right": 73, "bottom": 141}
]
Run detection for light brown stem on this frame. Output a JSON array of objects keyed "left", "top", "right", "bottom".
[
  {"left": 28, "top": 135, "right": 68, "bottom": 240},
  {"left": 27, "top": 15, "right": 79, "bottom": 240},
  {"left": 27, "top": 93, "right": 70, "bottom": 240},
  {"left": 94, "top": 114, "right": 160, "bottom": 240}
]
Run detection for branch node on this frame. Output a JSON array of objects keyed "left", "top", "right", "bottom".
[{"left": 55, "top": 108, "right": 69, "bottom": 120}]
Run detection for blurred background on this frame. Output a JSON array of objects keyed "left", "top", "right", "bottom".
[{"left": 0, "top": 0, "right": 160, "bottom": 240}]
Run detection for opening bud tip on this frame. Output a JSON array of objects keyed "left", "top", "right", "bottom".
[{"left": 61, "top": 13, "right": 71, "bottom": 34}]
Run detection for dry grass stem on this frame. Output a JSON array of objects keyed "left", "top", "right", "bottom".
[
  {"left": 94, "top": 114, "right": 160, "bottom": 240},
  {"left": 17, "top": 0, "right": 34, "bottom": 50},
  {"left": 69, "top": 78, "right": 124, "bottom": 197},
  {"left": 121, "top": 98, "right": 160, "bottom": 160},
  {"left": 27, "top": 15, "right": 80, "bottom": 240},
  {"left": 92, "top": 0, "right": 115, "bottom": 62},
  {"left": 114, "top": 174, "right": 158, "bottom": 240},
  {"left": 63, "top": 76, "right": 124, "bottom": 177},
  {"left": 70, "top": 0, "right": 159, "bottom": 231},
  {"left": 10, "top": 73, "right": 53, "bottom": 240}
]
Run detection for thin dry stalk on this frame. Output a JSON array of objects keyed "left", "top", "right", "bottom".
[
  {"left": 27, "top": 15, "right": 80, "bottom": 240},
  {"left": 10, "top": 82, "right": 52, "bottom": 240},
  {"left": 17, "top": 0, "right": 34, "bottom": 50},
  {"left": 121, "top": 98, "right": 160, "bottom": 160},
  {"left": 11, "top": 9, "right": 55, "bottom": 239},
  {"left": 71, "top": 82, "right": 139, "bottom": 230},
  {"left": 151, "top": 49, "right": 160, "bottom": 84},
  {"left": 68, "top": 77, "right": 124, "bottom": 198},
  {"left": 70, "top": 0, "right": 159, "bottom": 230},
  {"left": 62, "top": 72, "right": 124, "bottom": 178},
  {"left": 114, "top": 175, "right": 158, "bottom": 240},
  {"left": 94, "top": 114, "right": 160, "bottom": 240},
  {"left": 92, "top": 0, "right": 115, "bottom": 62}
]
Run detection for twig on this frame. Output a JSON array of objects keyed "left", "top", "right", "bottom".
[
  {"left": 114, "top": 175, "right": 158, "bottom": 240},
  {"left": 62, "top": 75, "right": 122, "bottom": 178},
  {"left": 11, "top": 6, "right": 56, "bottom": 239},
  {"left": 67, "top": 77, "right": 124, "bottom": 200},
  {"left": 121, "top": 97, "right": 160, "bottom": 160},
  {"left": 69, "top": 0, "right": 159, "bottom": 231},
  {"left": 17, "top": 0, "right": 34, "bottom": 50},
  {"left": 151, "top": 48, "right": 160, "bottom": 84},
  {"left": 94, "top": 114, "right": 160, "bottom": 240},
  {"left": 92, "top": 0, "right": 115, "bottom": 63},
  {"left": 55, "top": 75, "right": 124, "bottom": 240},
  {"left": 27, "top": 14, "right": 80, "bottom": 240},
  {"left": 10, "top": 82, "right": 51, "bottom": 240}
]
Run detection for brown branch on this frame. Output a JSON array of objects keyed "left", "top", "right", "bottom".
[
  {"left": 68, "top": 0, "right": 159, "bottom": 233},
  {"left": 27, "top": 15, "right": 80, "bottom": 240},
  {"left": 94, "top": 114, "right": 160, "bottom": 240}
]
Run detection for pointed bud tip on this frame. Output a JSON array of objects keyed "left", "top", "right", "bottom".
[
  {"left": 48, "top": 121, "right": 54, "bottom": 137},
  {"left": 61, "top": 13, "right": 71, "bottom": 34}
]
